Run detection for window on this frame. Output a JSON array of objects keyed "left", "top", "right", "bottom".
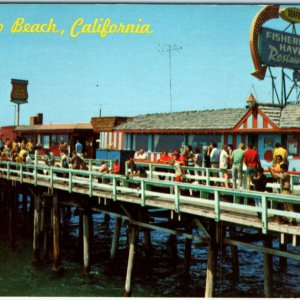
[
  {"left": 132, "top": 134, "right": 148, "bottom": 151},
  {"left": 153, "top": 134, "right": 185, "bottom": 152},
  {"left": 51, "top": 134, "right": 69, "bottom": 146},
  {"left": 41, "top": 135, "right": 50, "bottom": 149},
  {"left": 188, "top": 134, "right": 221, "bottom": 150}
]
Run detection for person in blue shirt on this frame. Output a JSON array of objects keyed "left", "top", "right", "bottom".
[{"left": 75, "top": 140, "right": 83, "bottom": 156}]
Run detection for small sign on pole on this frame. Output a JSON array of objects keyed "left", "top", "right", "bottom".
[
  {"left": 10, "top": 79, "right": 28, "bottom": 104},
  {"left": 10, "top": 79, "right": 29, "bottom": 126}
]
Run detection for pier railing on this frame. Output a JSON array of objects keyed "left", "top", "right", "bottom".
[
  {"left": 125, "top": 161, "right": 300, "bottom": 193},
  {"left": 1, "top": 160, "right": 300, "bottom": 236}
]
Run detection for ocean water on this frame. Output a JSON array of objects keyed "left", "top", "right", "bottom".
[{"left": 0, "top": 210, "right": 300, "bottom": 297}]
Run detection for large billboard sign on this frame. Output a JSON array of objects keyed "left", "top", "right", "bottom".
[{"left": 260, "top": 27, "right": 300, "bottom": 70}]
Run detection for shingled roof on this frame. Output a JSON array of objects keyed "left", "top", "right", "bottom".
[
  {"left": 115, "top": 108, "right": 248, "bottom": 131},
  {"left": 258, "top": 104, "right": 282, "bottom": 127},
  {"left": 280, "top": 103, "right": 300, "bottom": 128}
]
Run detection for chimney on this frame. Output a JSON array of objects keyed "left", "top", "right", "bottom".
[
  {"left": 36, "top": 113, "right": 43, "bottom": 125},
  {"left": 29, "top": 113, "right": 43, "bottom": 125}
]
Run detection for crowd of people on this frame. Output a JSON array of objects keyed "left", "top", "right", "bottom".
[
  {"left": 0, "top": 136, "right": 296, "bottom": 224},
  {"left": 150, "top": 142, "right": 294, "bottom": 224}
]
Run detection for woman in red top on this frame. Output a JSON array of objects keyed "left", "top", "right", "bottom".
[{"left": 110, "top": 158, "right": 120, "bottom": 174}]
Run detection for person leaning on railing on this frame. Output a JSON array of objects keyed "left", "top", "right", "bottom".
[{"left": 268, "top": 163, "right": 296, "bottom": 225}]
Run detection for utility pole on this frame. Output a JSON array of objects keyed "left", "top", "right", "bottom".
[{"left": 158, "top": 44, "right": 182, "bottom": 113}]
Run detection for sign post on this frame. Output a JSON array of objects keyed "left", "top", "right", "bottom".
[{"left": 10, "top": 79, "right": 29, "bottom": 126}]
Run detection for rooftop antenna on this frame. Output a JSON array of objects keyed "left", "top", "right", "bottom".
[
  {"left": 158, "top": 43, "right": 182, "bottom": 113},
  {"left": 96, "top": 84, "right": 106, "bottom": 117}
]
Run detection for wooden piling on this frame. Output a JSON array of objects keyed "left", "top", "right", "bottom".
[
  {"left": 230, "top": 227, "right": 239, "bottom": 281},
  {"left": 82, "top": 211, "right": 90, "bottom": 275},
  {"left": 279, "top": 243, "right": 287, "bottom": 271},
  {"left": 205, "top": 221, "right": 216, "bottom": 298},
  {"left": 168, "top": 234, "right": 177, "bottom": 262},
  {"left": 32, "top": 192, "right": 41, "bottom": 265},
  {"left": 110, "top": 216, "right": 122, "bottom": 261},
  {"left": 8, "top": 188, "right": 17, "bottom": 249},
  {"left": 263, "top": 236, "right": 273, "bottom": 297},
  {"left": 42, "top": 198, "right": 50, "bottom": 262},
  {"left": 124, "top": 225, "right": 136, "bottom": 297},
  {"left": 52, "top": 192, "right": 63, "bottom": 272},
  {"left": 184, "top": 228, "right": 192, "bottom": 275},
  {"left": 143, "top": 228, "right": 152, "bottom": 256},
  {"left": 22, "top": 193, "right": 27, "bottom": 213}
]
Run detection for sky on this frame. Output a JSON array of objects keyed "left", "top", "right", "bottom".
[{"left": 0, "top": 3, "right": 300, "bottom": 126}]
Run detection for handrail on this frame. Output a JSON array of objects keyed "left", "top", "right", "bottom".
[
  {"left": 125, "top": 161, "right": 300, "bottom": 193},
  {"left": 0, "top": 160, "right": 300, "bottom": 235}
]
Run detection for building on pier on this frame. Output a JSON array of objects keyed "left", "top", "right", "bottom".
[
  {"left": 3, "top": 96, "right": 300, "bottom": 171},
  {"left": 13, "top": 113, "right": 96, "bottom": 157},
  {"left": 98, "top": 95, "right": 300, "bottom": 171}
]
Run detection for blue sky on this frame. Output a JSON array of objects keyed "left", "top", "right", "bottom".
[{"left": 0, "top": 3, "right": 299, "bottom": 126}]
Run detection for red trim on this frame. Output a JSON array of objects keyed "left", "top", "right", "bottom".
[
  {"left": 257, "top": 109, "right": 279, "bottom": 129},
  {"left": 106, "top": 133, "right": 109, "bottom": 148},
  {"left": 243, "top": 120, "right": 247, "bottom": 129},
  {"left": 253, "top": 111, "right": 258, "bottom": 128},
  {"left": 116, "top": 132, "right": 119, "bottom": 150},
  {"left": 234, "top": 109, "right": 252, "bottom": 130}
]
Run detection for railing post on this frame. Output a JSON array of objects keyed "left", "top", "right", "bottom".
[
  {"left": 214, "top": 190, "right": 220, "bottom": 222},
  {"left": 7, "top": 163, "right": 10, "bottom": 180},
  {"left": 141, "top": 180, "right": 145, "bottom": 206},
  {"left": 34, "top": 165, "right": 38, "bottom": 186},
  {"left": 34, "top": 149, "right": 38, "bottom": 165},
  {"left": 88, "top": 160, "right": 92, "bottom": 172},
  {"left": 206, "top": 168, "right": 210, "bottom": 186},
  {"left": 262, "top": 195, "right": 268, "bottom": 234},
  {"left": 69, "top": 171, "right": 73, "bottom": 193},
  {"left": 49, "top": 168, "right": 54, "bottom": 191},
  {"left": 20, "top": 164, "right": 23, "bottom": 183},
  {"left": 175, "top": 185, "right": 180, "bottom": 213},
  {"left": 112, "top": 177, "right": 117, "bottom": 201},
  {"left": 89, "top": 173, "right": 93, "bottom": 197},
  {"left": 149, "top": 164, "right": 153, "bottom": 179}
]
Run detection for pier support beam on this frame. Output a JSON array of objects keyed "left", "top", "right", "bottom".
[
  {"left": 124, "top": 225, "right": 136, "bottom": 297},
  {"left": 205, "top": 222, "right": 217, "bottom": 298},
  {"left": 52, "top": 192, "right": 63, "bottom": 272},
  {"left": 279, "top": 242, "right": 287, "bottom": 271},
  {"left": 32, "top": 192, "right": 41, "bottom": 265},
  {"left": 42, "top": 198, "right": 50, "bottom": 262},
  {"left": 143, "top": 228, "right": 152, "bottom": 256},
  {"left": 230, "top": 227, "right": 239, "bottom": 281},
  {"left": 8, "top": 188, "right": 17, "bottom": 249},
  {"left": 168, "top": 234, "right": 178, "bottom": 262},
  {"left": 110, "top": 216, "right": 122, "bottom": 262},
  {"left": 184, "top": 228, "right": 192, "bottom": 275},
  {"left": 83, "top": 210, "right": 91, "bottom": 275},
  {"left": 263, "top": 236, "right": 273, "bottom": 297}
]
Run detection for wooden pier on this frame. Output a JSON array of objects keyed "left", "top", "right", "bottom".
[{"left": 0, "top": 156, "right": 300, "bottom": 297}]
